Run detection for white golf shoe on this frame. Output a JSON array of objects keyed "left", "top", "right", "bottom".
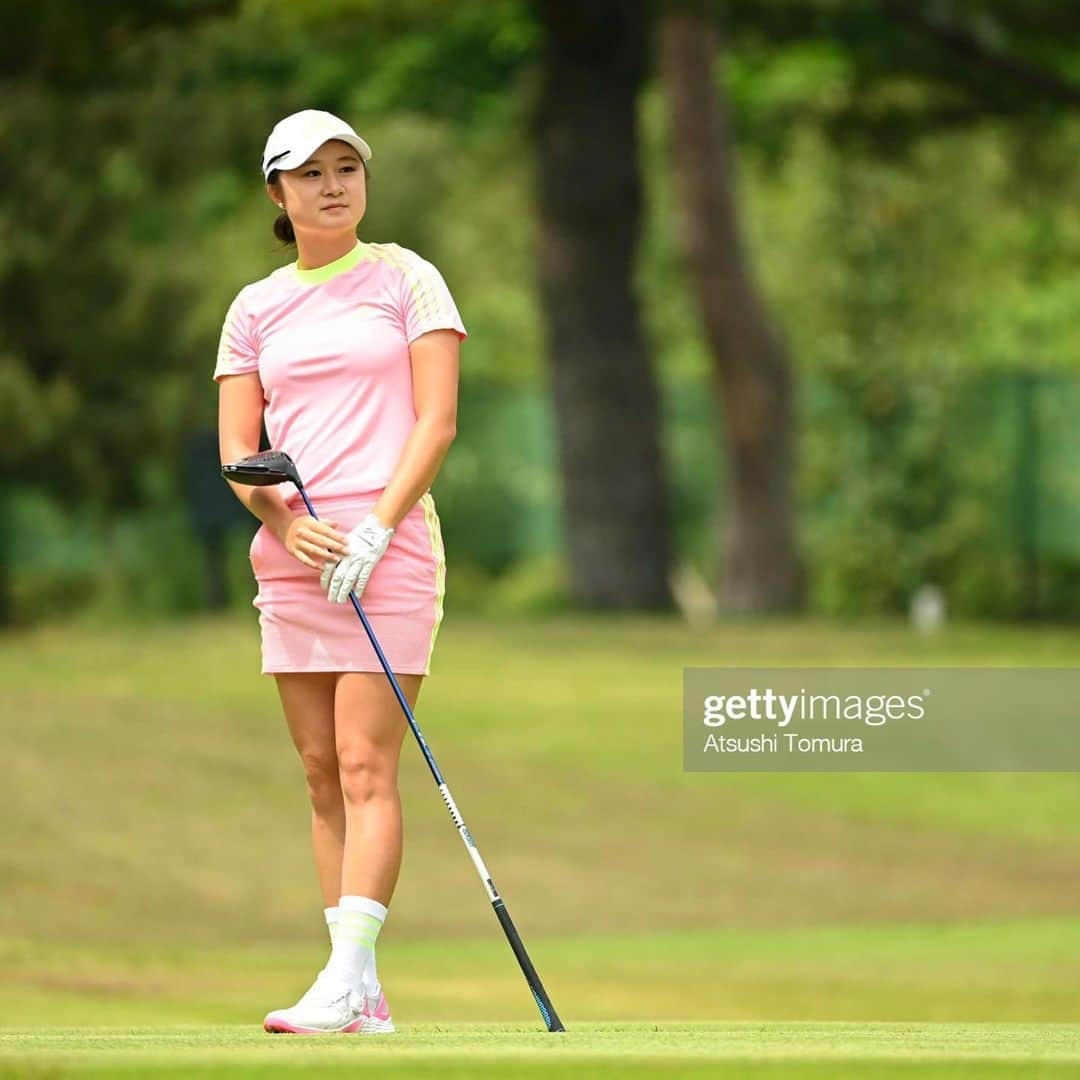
[
  {"left": 360, "top": 989, "right": 396, "bottom": 1034},
  {"left": 263, "top": 968, "right": 366, "bottom": 1034}
]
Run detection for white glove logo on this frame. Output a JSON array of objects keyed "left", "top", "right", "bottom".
[{"left": 321, "top": 512, "right": 395, "bottom": 604}]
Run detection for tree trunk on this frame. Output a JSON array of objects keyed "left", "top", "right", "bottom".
[
  {"left": 535, "top": 0, "right": 673, "bottom": 609},
  {"left": 660, "top": 1, "right": 803, "bottom": 612},
  {"left": 0, "top": 493, "right": 10, "bottom": 626}
]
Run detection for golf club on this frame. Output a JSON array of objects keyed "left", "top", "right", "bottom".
[{"left": 222, "top": 449, "right": 565, "bottom": 1033}]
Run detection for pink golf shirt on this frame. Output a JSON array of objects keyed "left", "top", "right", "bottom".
[{"left": 213, "top": 239, "right": 466, "bottom": 505}]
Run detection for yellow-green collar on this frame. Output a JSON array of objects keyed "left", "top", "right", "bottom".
[{"left": 293, "top": 239, "right": 368, "bottom": 285}]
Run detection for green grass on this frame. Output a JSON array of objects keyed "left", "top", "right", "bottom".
[
  {"left": 3, "top": 919, "right": 1080, "bottom": 1029},
  {"left": 3, "top": 1023, "right": 1080, "bottom": 1077},
  {"left": 3, "top": 612, "right": 1080, "bottom": 1074}
]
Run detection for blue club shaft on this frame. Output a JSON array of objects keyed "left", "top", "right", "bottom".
[{"left": 297, "top": 484, "right": 565, "bottom": 1033}]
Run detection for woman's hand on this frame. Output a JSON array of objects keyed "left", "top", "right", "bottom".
[
  {"left": 281, "top": 515, "right": 349, "bottom": 572},
  {"left": 320, "top": 513, "right": 395, "bottom": 603}
]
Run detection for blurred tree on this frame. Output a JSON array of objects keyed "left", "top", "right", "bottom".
[
  {"left": 6, "top": 0, "right": 1080, "bottom": 624},
  {"left": 718, "top": 0, "right": 1080, "bottom": 615},
  {"left": 661, "top": 1, "right": 801, "bottom": 612},
  {"left": 722, "top": 1, "right": 1080, "bottom": 146},
  {"left": 527, "top": 0, "right": 1080, "bottom": 613},
  {"left": 0, "top": 0, "right": 253, "bottom": 625},
  {"left": 534, "top": 0, "right": 673, "bottom": 609}
]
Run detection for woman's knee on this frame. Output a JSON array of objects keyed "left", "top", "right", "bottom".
[
  {"left": 298, "top": 748, "right": 343, "bottom": 813},
  {"left": 337, "top": 739, "right": 397, "bottom": 805}
]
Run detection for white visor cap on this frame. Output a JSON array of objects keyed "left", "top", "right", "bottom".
[{"left": 261, "top": 109, "right": 372, "bottom": 181}]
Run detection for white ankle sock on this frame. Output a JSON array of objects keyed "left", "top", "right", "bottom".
[
  {"left": 322, "top": 903, "right": 381, "bottom": 997},
  {"left": 323, "top": 905, "right": 339, "bottom": 946},
  {"left": 365, "top": 941, "right": 382, "bottom": 1000},
  {"left": 325, "top": 895, "right": 387, "bottom": 993}
]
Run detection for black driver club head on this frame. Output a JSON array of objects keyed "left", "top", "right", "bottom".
[{"left": 221, "top": 449, "right": 303, "bottom": 489}]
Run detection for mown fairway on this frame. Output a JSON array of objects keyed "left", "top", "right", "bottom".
[
  {"left": 3, "top": 612, "right": 1080, "bottom": 1075},
  {"left": 4, "top": 1023, "right": 1080, "bottom": 1077}
]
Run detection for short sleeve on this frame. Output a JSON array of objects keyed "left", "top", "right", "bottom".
[
  {"left": 397, "top": 255, "right": 468, "bottom": 345},
  {"left": 212, "top": 290, "right": 260, "bottom": 382}
]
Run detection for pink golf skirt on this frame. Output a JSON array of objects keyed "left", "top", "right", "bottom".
[{"left": 248, "top": 491, "right": 446, "bottom": 676}]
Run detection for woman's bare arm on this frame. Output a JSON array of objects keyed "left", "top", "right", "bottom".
[
  {"left": 371, "top": 328, "right": 460, "bottom": 528},
  {"left": 218, "top": 371, "right": 347, "bottom": 569}
]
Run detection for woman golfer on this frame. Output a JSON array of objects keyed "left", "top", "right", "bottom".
[{"left": 214, "top": 109, "right": 465, "bottom": 1034}]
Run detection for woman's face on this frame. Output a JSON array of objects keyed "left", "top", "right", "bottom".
[{"left": 268, "top": 138, "right": 367, "bottom": 235}]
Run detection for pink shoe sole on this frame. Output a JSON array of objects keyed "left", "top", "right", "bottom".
[{"left": 263, "top": 1014, "right": 366, "bottom": 1034}]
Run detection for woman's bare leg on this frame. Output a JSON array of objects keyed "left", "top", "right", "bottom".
[
  {"left": 274, "top": 672, "right": 344, "bottom": 907},
  {"left": 333, "top": 672, "right": 422, "bottom": 903}
]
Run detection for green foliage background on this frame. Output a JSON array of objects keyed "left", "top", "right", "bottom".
[{"left": 4, "top": 1, "right": 1080, "bottom": 623}]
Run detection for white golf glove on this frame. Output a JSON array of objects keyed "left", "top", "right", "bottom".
[{"left": 320, "top": 512, "right": 395, "bottom": 604}]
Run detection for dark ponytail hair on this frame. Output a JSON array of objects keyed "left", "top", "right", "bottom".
[
  {"left": 268, "top": 158, "right": 369, "bottom": 248},
  {"left": 271, "top": 195, "right": 295, "bottom": 246}
]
